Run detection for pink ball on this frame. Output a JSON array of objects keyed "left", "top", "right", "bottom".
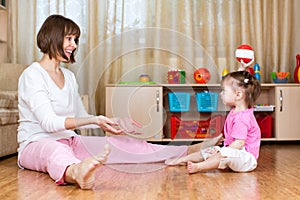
[{"left": 235, "top": 44, "right": 254, "bottom": 64}]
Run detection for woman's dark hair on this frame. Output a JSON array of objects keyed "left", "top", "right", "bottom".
[
  {"left": 222, "top": 70, "right": 261, "bottom": 107},
  {"left": 37, "top": 15, "right": 80, "bottom": 63}
]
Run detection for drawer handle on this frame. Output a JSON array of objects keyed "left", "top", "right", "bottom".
[
  {"left": 280, "top": 90, "right": 283, "bottom": 112},
  {"left": 156, "top": 90, "right": 160, "bottom": 112}
]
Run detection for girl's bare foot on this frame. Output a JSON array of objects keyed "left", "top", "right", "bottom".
[
  {"left": 187, "top": 161, "right": 201, "bottom": 174},
  {"left": 65, "top": 144, "right": 111, "bottom": 189}
]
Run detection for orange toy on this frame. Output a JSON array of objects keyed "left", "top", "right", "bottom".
[{"left": 194, "top": 68, "right": 211, "bottom": 84}]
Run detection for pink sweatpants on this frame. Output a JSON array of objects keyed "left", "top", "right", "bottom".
[{"left": 18, "top": 136, "right": 188, "bottom": 185}]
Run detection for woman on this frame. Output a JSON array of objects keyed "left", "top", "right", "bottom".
[{"left": 18, "top": 15, "right": 221, "bottom": 190}]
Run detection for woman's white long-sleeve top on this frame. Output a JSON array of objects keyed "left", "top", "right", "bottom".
[{"left": 17, "top": 62, "right": 94, "bottom": 154}]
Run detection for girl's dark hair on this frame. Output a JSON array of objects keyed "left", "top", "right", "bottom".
[
  {"left": 37, "top": 15, "right": 80, "bottom": 63},
  {"left": 222, "top": 70, "right": 261, "bottom": 107}
]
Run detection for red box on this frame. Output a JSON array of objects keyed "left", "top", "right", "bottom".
[
  {"left": 256, "top": 115, "right": 272, "bottom": 138},
  {"left": 167, "top": 70, "right": 186, "bottom": 84},
  {"left": 170, "top": 115, "right": 225, "bottom": 139}
]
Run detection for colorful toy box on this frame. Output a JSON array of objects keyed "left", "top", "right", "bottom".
[
  {"left": 167, "top": 69, "right": 186, "bottom": 84},
  {"left": 170, "top": 115, "right": 225, "bottom": 139}
]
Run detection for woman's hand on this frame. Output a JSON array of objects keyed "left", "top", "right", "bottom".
[{"left": 96, "top": 115, "right": 125, "bottom": 135}]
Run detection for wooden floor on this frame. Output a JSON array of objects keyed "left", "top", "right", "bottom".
[{"left": 0, "top": 143, "right": 300, "bottom": 200}]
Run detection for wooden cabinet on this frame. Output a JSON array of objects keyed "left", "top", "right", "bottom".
[
  {"left": 106, "top": 86, "right": 163, "bottom": 140},
  {"left": 275, "top": 86, "right": 300, "bottom": 140},
  {"left": 106, "top": 84, "right": 300, "bottom": 141},
  {"left": 0, "top": 4, "right": 7, "bottom": 63}
]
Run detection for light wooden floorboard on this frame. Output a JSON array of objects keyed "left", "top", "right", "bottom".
[{"left": 0, "top": 143, "right": 300, "bottom": 200}]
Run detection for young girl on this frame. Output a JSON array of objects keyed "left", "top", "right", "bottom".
[
  {"left": 166, "top": 71, "right": 261, "bottom": 174},
  {"left": 18, "top": 14, "right": 220, "bottom": 190}
]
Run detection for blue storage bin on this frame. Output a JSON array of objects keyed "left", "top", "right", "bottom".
[
  {"left": 196, "top": 92, "right": 219, "bottom": 112},
  {"left": 168, "top": 92, "right": 191, "bottom": 112}
]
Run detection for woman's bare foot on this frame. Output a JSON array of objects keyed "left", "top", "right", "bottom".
[
  {"left": 165, "top": 157, "right": 188, "bottom": 166},
  {"left": 187, "top": 161, "right": 201, "bottom": 174},
  {"left": 201, "top": 134, "right": 223, "bottom": 149},
  {"left": 65, "top": 144, "right": 111, "bottom": 189},
  {"left": 165, "top": 152, "right": 204, "bottom": 166}
]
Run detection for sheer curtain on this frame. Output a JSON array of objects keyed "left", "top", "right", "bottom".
[{"left": 7, "top": 0, "right": 300, "bottom": 115}]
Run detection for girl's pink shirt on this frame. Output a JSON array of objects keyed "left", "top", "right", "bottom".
[{"left": 223, "top": 108, "right": 261, "bottom": 159}]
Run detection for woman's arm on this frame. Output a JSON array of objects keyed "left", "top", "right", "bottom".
[
  {"left": 65, "top": 115, "right": 124, "bottom": 134},
  {"left": 69, "top": 76, "right": 125, "bottom": 134}
]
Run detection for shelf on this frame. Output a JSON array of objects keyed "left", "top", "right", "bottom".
[
  {"left": 108, "top": 83, "right": 300, "bottom": 87},
  {"left": 261, "top": 138, "right": 277, "bottom": 141},
  {"left": 106, "top": 84, "right": 300, "bottom": 142}
]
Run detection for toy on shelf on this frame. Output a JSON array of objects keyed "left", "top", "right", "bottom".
[
  {"left": 170, "top": 115, "right": 225, "bottom": 139},
  {"left": 270, "top": 72, "right": 289, "bottom": 83},
  {"left": 221, "top": 68, "right": 229, "bottom": 79},
  {"left": 168, "top": 69, "right": 186, "bottom": 84},
  {"left": 194, "top": 68, "right": 211, "bottom": 84},
  {"left": 254, "top": 104, "right": 275, "bottom": 112},
  {"left": 235, "top": 44, "right": 254, "bottom": 64},
  {"left": 254, "top": 63, "right": 261, "bottom": 81},
  {"left": 118, "top": 81, "right": 156, "bottom": 84},
  {"left": 139, "top": 74, "right": 150, "bottom": 82},
  {"left": 294, "top": 54, "right": 300, "bottom": 83}
]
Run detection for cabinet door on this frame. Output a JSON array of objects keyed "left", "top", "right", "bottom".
[
  {"left": 106, "top": 86, "right": 163, "bottom": 140},
  {"left": 275, "top": 87, "right": 300, "bottom": 140}
]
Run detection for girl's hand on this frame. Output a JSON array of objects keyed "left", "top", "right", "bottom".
[
  {"left": 228, "top": 139, "right": 245, "bottom": 150},
  {"left": 201, "top": 146, "right": 221, "bottom": 160},
  {"left": 96, "top": 115, "right": 125, "bottom": 135},
  {"left": 216, "top": 135, "right": 224, "bottom": 146},
  {"left": 207, "top": 148, "right": 219, "bottom": 156},
  {"left": 113, "top": 117, "right": 143, "bottom": 135}
]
